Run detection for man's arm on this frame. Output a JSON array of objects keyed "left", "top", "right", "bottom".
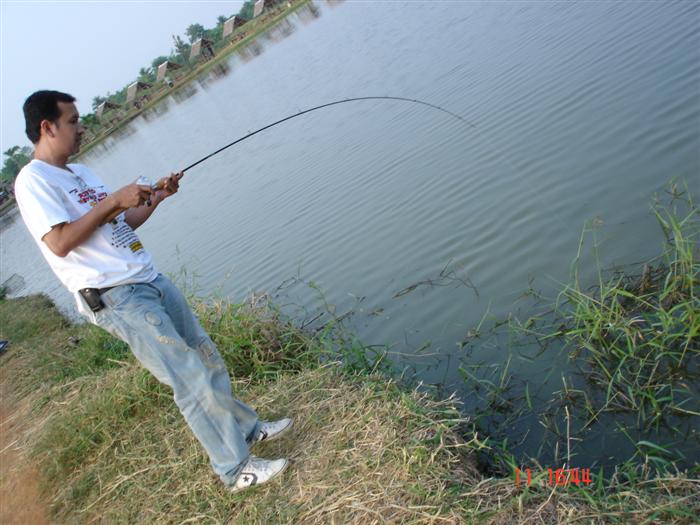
[
  {"left": 43, "top": 183, "right": 152, "bottom": 257},
  {"left": 124, "top": 194, "right": 163, "bottom": 230},
  {"left": 124, "top": 172, "right": 181, "bottom": 230}
]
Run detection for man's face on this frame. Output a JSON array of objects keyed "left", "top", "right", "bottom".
[{"left": 48, "top": 102, "right": 84, "bottom": 155}]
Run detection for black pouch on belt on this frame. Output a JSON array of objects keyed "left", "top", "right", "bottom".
[{"left": 79, "top": 288, "right": 105, "bottom": 313}]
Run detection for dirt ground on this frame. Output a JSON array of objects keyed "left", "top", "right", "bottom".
[{"left": 0, "top": 364, "right": 50, "bottom": 525}]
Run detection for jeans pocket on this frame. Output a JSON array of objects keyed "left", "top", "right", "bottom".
[{"left": 101, "top": 284, "right": 136, "bottom": 310}]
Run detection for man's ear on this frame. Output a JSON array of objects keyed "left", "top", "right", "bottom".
[{"left": 40, "top": 119, "right": 55, "bottom": 138}]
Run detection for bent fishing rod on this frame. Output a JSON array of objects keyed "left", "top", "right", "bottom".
[
  {"left": 180, "top": 96, "right": 478, "bottom": 173},
  {"left": 105, "top": 96, "right": 507, "bottom": 223}
]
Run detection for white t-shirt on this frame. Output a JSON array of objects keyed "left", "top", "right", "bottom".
[{"left": 14, "top": 159, "right": 158, "bottom": 316}]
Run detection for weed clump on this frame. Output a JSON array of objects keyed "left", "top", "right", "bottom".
[{"left": 560, "top": 194, "right": 699, "bottom": 425}]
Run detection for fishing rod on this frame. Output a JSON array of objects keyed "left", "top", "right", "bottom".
[
  {"left": 180, "top": 96, "right": 478, "bottom": 173},
  {"left": 105, "top": 96, "right": 502, "bottom": 223}
]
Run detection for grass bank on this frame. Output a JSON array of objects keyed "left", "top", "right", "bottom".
[{"left": 1, "top": 287, "right": 697, "bottom": 523}]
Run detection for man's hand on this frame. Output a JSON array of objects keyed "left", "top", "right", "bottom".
[
  {"left": 110, "top": 181, "right": 154, "bottom": 209},
  {"left": 153, "top": 171, "right": 183, "bottom": 203},
  {"left": 122, "top": 171, "right": 183, "bottom": 230}
]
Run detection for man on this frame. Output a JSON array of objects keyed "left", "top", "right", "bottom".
[{"left": 14, "top": 90, "right": 292, "bottom": 492}]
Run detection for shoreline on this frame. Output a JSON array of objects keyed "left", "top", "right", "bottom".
[{"left": 76, "top": 0, "right": 311, "bottom": 159}]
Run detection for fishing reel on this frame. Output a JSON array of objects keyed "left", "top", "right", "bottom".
[{"left": 135, "top": 176, "right": 158, "bottom": 206}]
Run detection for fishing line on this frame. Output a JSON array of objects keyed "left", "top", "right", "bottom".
[{"left": 179, "top": 96, "right": 502, "bottom": 173}]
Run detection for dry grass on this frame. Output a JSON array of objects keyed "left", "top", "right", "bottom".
[{"left": 28, "top": 361, "right": 479, "bottom": 524}]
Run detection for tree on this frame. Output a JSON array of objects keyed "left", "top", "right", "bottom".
[
  {"left": 1, "top": 146, "right": 33, "bottom": 183},
  {"left": 80, "top": 113, "right": 100, "bottom": 133},
  {"left": 151, "top": 55, "right": 170, "bottom": 71},
  {"left": 239, "top": 0, "right": 255, "bottom": 20},
  {"left": 185, "top": 23, "right": 206, "bottom": 43},
  {"left": 217, "top": 15, "right": 228, "bottom": 25},
  {"left": 172, "top": 34, "right": 191, "bottom": 69},
  {"left": 92, "top": 95, "right": 106, "bottom": 111},
  {"left": 206, "top": 25, "right": 223, "bottom": 43},
  {"left": 138, "top": 67, "right": 154, "bottom": 83},
  {"left": 110, "top": 86, "right": 128, "bottom": 105}
]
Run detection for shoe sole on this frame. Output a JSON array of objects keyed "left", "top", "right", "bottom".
[
  {"left": 229, "top": 459, "right": 289, "bottom": 493},
  {"left": 255, "top": 418, "right": 294, "bottom": 444}
]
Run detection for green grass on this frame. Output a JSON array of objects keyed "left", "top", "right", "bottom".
[
  {"left": 192, "top": 294, "right": 322, "bottom": 381},
  {"left": 0, "top": 295, "right": 130, "bottom": 398}
]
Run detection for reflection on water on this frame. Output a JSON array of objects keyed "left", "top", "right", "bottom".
[
  {"left": 171, "top": 82, "right": 198, "bottom": 104},
  {"left": 209, "top": 62, "right": 232, "bottom": 80},
  {"left": 265, "top": 18, "right": 296, "bottom": 43},
  {"left": 236, "top": 3, "right": 322, "bottom": 61},
  {"left": 0, "top": 205, "right": 19, "bottom": 231},
  {"left": 110, "top": 123, "right": 138, "bottom": 140},
  {"left": 297, "top": 2, "right": 321, "bottom": 24},
  {"left": 237, "top": 40, "right": 264, "bottom": 62},
  {"left": 141, "top": 97, "right": 171, "bottom": 122},
  {"left": 97, "top": 124, "right": 139, "bottom": 155},
  {"left": 197, "top": 62, "right": 233, "bottom": 89}
]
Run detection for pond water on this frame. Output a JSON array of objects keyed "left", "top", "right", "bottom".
[{"left": 2, "top": 1, "right": 698, "bottom": 471}]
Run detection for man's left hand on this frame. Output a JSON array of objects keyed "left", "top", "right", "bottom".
[{"left": 154, "top": 171, "right": 183, "bottom": 202}]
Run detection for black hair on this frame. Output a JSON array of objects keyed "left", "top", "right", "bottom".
[{"left": 23, "top": 90, "right": 76, "bottom": 144}]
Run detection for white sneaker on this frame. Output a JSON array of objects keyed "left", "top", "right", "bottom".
[
  {"left": 229, "top": 456, "right": 289, "bottom": 493},
  {"left": 253, "top": 417, "right": 293, "bottom": 444}
]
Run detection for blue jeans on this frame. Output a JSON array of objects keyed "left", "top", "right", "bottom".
[{"left": 91, "top": 273, "right": 258, "bottom": 485}]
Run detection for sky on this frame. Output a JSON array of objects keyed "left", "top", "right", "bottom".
[{"left": 0, "top": 0, "right": 245, "bottom": 154}]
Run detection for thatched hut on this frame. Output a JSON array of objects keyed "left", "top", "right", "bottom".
[
  {"left": 156, "top": 61, "right": 181, "bottom": 82},
  {"left": 252, "top": 0, "right": 279, "bottom": 16},
  {"left": 190, "top": 38, "right": 215, "bottom": 62},
  {"left": 95, "top": 100, "right": 121, "bottom": 120},
  {"left": 126, "top": 81, "right": 152, "bottom": 106},
  {"left": 223, "top": 15, "right": 247, "bottom": 38}
]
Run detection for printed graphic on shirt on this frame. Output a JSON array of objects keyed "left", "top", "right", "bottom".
[
  {"left": 68, "top": 186, "right": 109, "bottom": 207},
  {"left": 111, "top": 220, "right": 145, "bottom": 253}
]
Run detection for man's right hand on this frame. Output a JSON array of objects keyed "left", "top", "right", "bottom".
[{"left": 110, "top": 182, "right": 154, "bottom": 209}]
